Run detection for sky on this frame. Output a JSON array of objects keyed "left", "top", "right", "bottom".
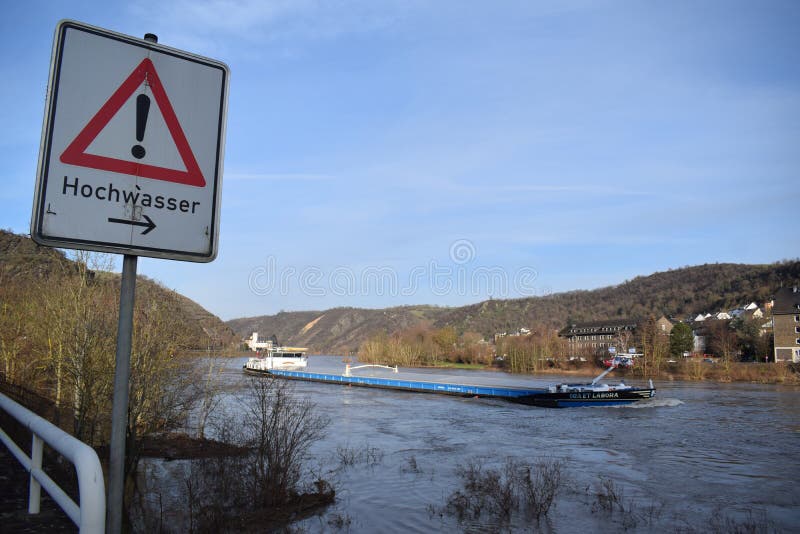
[{"left": 1, "top": 1, "right": 798, "bottom": 321}]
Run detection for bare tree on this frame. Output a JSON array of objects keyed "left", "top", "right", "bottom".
[
  {"left": 0, "top": 273, "right": 35, "bottom": 384},
  {"left": 195, "top": 363, "right": 222, "bottom": 440},
  {"left": 708, "top": 320, "right": 738, "bottom": 373},
  {"left": 639, "top": 316, "right": 669, "bottom": 377},
  {"left": 37, "top": 258, "right": 116, "bottom": 443},
  {"left": 496, "top": 327, "right": 565, "bottom": 374},
  {"left": 242, "top": 376, "right": 330, "bottom": 506},
  {"left": 124, "top": 281, "right": 202, "bottom": 500}
]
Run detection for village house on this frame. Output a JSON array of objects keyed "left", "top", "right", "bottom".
[
  {"left": 494, "top": 327, "right": 532, "bottom": 341},
  {"left": 558, "top": 315, "right": 675, "bottom": 357},
  {"left": 692, "top": 303, "right": 764, "bottom": 324},
  {"left": 559, "top": 318, "right": 639, "bottom": 356},
  {"left": 772, "top": 287, "right": 800, "bottom": 363},
  {"left": 730, "top": 302, "right": 764, "bottom": 320}
]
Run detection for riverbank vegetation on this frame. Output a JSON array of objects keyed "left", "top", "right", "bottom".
[
  {"left": 359, "top": 325, "right": 494, "bottom": 367},
  {"left": 2, "top": 371, "right": 336, "bottom": 533},
  {"left": 131, "top": 377, "right": 333, "bottom": 533},
  {"left": 357, "top": 324, "right": 567, "bottom": 371},
  {"left": 0, "top": 242, "right": 333, "bottom": 529},
  {"left": 357, "top": 321, "right": 799, "bottom": 384},
  {"left": 1, "top": 251, "right": 209, "bottom": 480}
]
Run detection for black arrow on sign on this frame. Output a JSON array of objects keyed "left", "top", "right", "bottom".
[{"left": 108, "top": 214, "right": 157, "bottom": 235}]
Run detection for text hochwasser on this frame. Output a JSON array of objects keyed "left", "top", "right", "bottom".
[{"left": 61, "top": 176, "right": 201, "bottom": 214}]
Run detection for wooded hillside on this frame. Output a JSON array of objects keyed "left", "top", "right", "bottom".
[
  {"left": 0, "top": 229, "right": 235, "bottom": 349},
  {"left": 228, "top": 261, "right": 800, "bottom": 354}
]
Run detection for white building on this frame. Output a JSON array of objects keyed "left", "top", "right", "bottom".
[{"left": 246, "top": 332, "right": 273, "bottom": 352}]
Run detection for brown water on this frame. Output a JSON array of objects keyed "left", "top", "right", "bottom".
[{"left": 199, "top": 356, "right": 800, "bottom": 532}]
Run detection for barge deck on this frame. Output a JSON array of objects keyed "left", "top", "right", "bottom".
[{"left": 244, "top": 367, "right": 548, "bottom": 401}]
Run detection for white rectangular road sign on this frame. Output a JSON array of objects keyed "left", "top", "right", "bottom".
[{"left": 31, "top": 20, "right": 229, "bottom": 262}]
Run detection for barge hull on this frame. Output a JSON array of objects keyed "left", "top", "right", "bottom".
[{"left": 512, "top": 388, "right": 655, "bottom": 408}]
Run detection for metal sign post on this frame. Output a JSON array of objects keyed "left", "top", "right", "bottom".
[
  {"left": 107, "top": 254, "right": 137, "bottom": 533},
  {"left": 31, "top": 20, "right": 229, "bottom": 533}
]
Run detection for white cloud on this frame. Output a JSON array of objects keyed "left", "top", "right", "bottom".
[{"left": 225, "top": 172, "right": 333, "bottom": 181}]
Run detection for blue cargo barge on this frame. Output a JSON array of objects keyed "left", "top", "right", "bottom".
[
  {"left": 243, "top": 357, "right": 656, "bottom": 407},
  {"left": 259, "top": 368, "right": 548, "bottom": 400}
]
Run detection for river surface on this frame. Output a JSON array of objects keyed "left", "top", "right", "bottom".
[{"left": 190, "top": 356, "right": 800, "bottom": 532}]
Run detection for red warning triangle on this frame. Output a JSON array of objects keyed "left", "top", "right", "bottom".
[{"left": 60, "top": 58, "right": 206, "bottom": 187}]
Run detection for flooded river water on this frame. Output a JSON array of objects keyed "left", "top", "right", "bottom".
[{"left": 202, "top": 356, "right": 799, "bottom": 532}]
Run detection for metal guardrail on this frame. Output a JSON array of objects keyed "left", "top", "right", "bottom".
[{"left": 0, "top": 392, "right": 106, "bottom": 533}]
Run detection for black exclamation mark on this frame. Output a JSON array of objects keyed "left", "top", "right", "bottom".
[{"left": 131, "top": 94, "right": 150, "bottom": 159}]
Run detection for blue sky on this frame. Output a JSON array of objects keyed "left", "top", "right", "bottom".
[{"left": 2, "top": 1, "right": 798, "bottom": 320}]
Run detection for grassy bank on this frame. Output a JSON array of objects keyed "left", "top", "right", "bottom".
[
  {"left": 644, "top": 360, "right": 800, "bottom": 384},
  {"left": 419, "top": 359, "right": 800, "bottom": 385},
  {"left": 415, "top": 361, "right": 488, "bottom": 370}
]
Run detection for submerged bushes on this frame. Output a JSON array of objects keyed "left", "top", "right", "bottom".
[
  {"left": 434, "top": 457, "right": 564, "bottom": 529},
  {"left": 134, "top": 377, "right": 334, "bottom": 533}
]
